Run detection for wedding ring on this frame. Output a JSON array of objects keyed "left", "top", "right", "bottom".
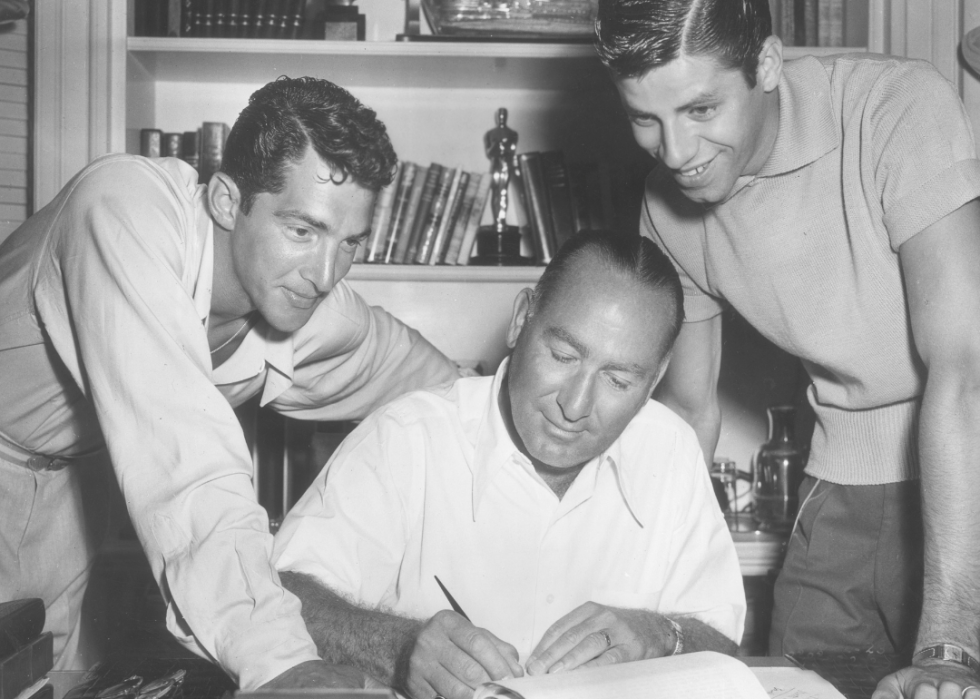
[
  {"left": 599, "top": 629, "right": 612, "bottom": 648},
  {"left": 962, "top": 687, "right": 978, "bottom": 698}
]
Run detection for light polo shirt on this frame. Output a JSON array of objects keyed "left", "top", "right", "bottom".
[
  {"left": 274, "top": 359, "right": 746, "bottom": 658},
  {"left": 0, "top": 154, "right": 458, "bottom": 687},
  {"left": 643, "top": 54, "right": 980, "bottom": 485}
]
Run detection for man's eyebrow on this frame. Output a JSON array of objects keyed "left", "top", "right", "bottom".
[
  {"left": 624, "top": 90, "right": 722, "bottom": 119},
  {"left": 545, "top": 325, "right": 648, "bottom": 376},
  {"left": 274, "top": 209, "right": 331, "bottom": 230}
]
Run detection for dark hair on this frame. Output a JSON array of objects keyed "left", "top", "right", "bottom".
[
  {"left": 595, "top": 0, "right": 772, "bottom": 86},
  {"left": 221, "top": 76, "right": 398, "bottom": 213},
  {"left": 532, "top": 230, "right": 685, "bottom": 356}
]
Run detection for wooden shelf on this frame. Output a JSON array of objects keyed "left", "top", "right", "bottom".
[
  {"left": 126, "top": 37, "right": 868, "bottom": 91},
  {"left": 347, "top": 263, "right": 544, "bottom": 283}
]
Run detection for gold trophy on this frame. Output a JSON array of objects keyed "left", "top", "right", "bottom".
[{"left": 470, "top": 108, "right": 527, "bottom": 265}]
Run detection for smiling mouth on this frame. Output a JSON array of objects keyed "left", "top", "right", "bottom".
[
  {"left": 282, "top": 288, "right": 320, "bottom": 309},
  {"left": 543, "top": 417, "right": 584, "bottom": 440},
  {"left": 676, "top": 156, "right": 715, "bottom": 182}
]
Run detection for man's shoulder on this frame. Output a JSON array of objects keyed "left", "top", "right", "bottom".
[
  {"left": 71, "top": 153, "right": 201, "bottom": 197},
  {"left": 366, "top": 373, "right": 492, "bottom": 426},
  {"left": 621, "top": 399, "right": 702, "bottom": 454},
  {"left": 806, "top": 52, "right": 952, "bottom": 111}
]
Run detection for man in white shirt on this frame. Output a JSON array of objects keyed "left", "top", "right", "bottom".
[
  {"left": 273, "top": 231, "right": 745, "bottom": 699},
  {"left": 0, "top": 77, "right": 458, "bottom": 689}
]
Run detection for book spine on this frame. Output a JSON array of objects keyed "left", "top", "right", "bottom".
[
  {"left": 181, "top": 0, "right": 197, "bottom": 36},
  {"left": 198, "top": 122, "right": 229, "bottom": 184},
  {"left": 0, "top": 601, "right": 44, "bottom": 659},
  {"left": 442, "top": 172, "right": 481, "bottom": 265},
  {"left": 804, "top": 0, "right": 817, "bottom": 45},
  {"left": 426, "top": 168, "right": 465, "bottom": 265},
  {"left": 456, "top": 173, "right": 491, "bottom": 265},
  {"left": 199, "top": 0, "right": 216, "bottom": 37},
  {"left": 0, "top": 632, "right": 52, "bottom": 699},
  {"left": 181, "top": 130, "right": 201, "bottom": 171},
  {"left": 392, "top": 164, "right": 429, "bottom": 264},
  {"left": 140, "top": 128, "right": 163, "bottom": 157},
  {"left": 403, "top": 163, "right": 444, "bottom": 264},
  {"left": 430, "top": 170, "right": 468, "bottom": 265},
  {"left": 287, "top": 0, "right": 305, "bottom": 38},
  {"left": 518, "top": 152, "right": 556, "bottom": 265},
  {"left": 843, "top": 0, "right": 868, "bottom": 47},
  {"left": 768, "top": 0, "right": 782, "bottom": 42},
  {"left": 263, "top": 0, "right": 281, "bottom": 38},
  {"left": 780, "top": 0, "right": 795, "bottom": 45},
  {"left": 167, "top": 0, "right": 183, "bottom": 35},
  {"left": 541, "top": 151, "right": 575, "bottom": 250},
  {"left": 364, "top": 162, "right": 402, "bottom": 263},
  {"left": 162, "top": 133, "right": 183, "bottom": 158},
  {"left": 382, "top": 162, "right": 420, "bottom": 264},
  {"left": 414, "top": 167, "right": 455, "bottom": 264},
  {"left": 248, "top": 0, "right": 266, "bottom": 38},
  {"left": 828, "top": 0, "right": 843, "bottom": 47}
]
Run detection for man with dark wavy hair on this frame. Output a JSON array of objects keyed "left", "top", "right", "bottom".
[
  {"left": 594, "top": 1, "right": 980, "bottom": 698},
  {"left": 0, "top": 76, "right": 457, "bottom": 689}
]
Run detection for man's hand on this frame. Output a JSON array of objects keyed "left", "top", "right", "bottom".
[
  {"left": 261, "top": 659, "right": 381, "bottom": 690},
  {"left": 872, "top": 662, "right": 980, "bottom": 699},
  {"left": 525, "top": 602, "right": 674, "bottom": 676},
  {"left": 400, "top": 610, "right": 523, "bottom": 699}
]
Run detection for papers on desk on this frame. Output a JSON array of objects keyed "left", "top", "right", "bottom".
[{"left": 473, "top": 651, "right": 846, "bottom": 699}]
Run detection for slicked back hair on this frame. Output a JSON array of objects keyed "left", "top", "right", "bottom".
[
  {"left": 530, "top": 230, "right": 685, "bottom": 358},
  {"left": 595, "top": 0, "right": 772, "bottom": 87},
  {"left": 221, "top": 76, "right": 398, "bottom": 214}
]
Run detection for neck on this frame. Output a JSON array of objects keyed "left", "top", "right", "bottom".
[
  {"left": 745, "top": 88, "right": 781, "bottom": 176},
  {"left": 209, "top": 221, "right": 252, "bottom": 323}
]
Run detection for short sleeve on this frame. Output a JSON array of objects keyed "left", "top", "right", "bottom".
[{"left": 866, "top": 60, "right": 980, "bottom": 249}]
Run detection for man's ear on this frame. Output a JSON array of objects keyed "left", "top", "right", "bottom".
[
  {"left": 207, "top": 172, "right": 242, "bottom": 232},
  {"left": 505, "top": 288, "right": 535, "bottom": 349},
  {"left": 756, "top": 35, "right": 783, "bottom": 94}
]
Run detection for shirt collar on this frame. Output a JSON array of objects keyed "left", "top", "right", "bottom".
[
  {"left": 756, "top": 56, "right": 839, "bottom": 178},
  {"left": 209, "top": 318, "right": 296, "bottom": 403},
  {"left": 469, "top": 358, "right": 646, "bottom": 526}
]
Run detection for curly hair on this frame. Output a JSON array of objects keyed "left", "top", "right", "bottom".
[
  {"left": 595, "top": 0, "right": 772, "bottom": 87},
  {"left": 221, "top": 76, "right": 398, "bottom": 213}
]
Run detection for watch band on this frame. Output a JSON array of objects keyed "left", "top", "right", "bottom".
[
  {"left": 913, "top": 644, "right": 980, "bottom": 673},
  {"left": 667, "top": 618, "right": 684, "bottom": 656}
]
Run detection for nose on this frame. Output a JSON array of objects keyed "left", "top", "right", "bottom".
[
  {"left": 556, "top": 369, "right": 594, "bottom": 423},
  {"left": 304, "top": 240, "right": 339, "bottom": 295},
  {"left": 644, "top": 120, "right": 696, "bottom": 171}
]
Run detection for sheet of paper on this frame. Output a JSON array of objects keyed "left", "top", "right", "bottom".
[
  {"left": 751, "top": 666, "right": 847, "bottom": 699},
  {"left": 473, "top": 651, "right": 771, "bottom": 699}
]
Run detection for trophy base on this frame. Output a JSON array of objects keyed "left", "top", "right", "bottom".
[{"left": 469, "top": 224, "right": 535, "bottom": 266}]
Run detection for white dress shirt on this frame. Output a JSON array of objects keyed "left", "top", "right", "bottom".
[
  {"left": 0, "top": 154, "right": 459, "bottom": 687},
  {"left": 274, "top": 359, "right": 746, "bottom": 658}
]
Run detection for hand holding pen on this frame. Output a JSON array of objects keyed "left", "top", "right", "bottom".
[{"left": 397, "top": 576, "right": 524, "bottom": 699}]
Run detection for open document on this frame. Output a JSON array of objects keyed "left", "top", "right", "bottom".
[{"left": 474, "top": 651, "right": 846, "bottom": 699}]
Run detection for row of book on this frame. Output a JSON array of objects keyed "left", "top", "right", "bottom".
[
  {"left": 360, "top": 152, "right": 622, "bottom": 267},
  {"left": 769, "top": 0, "right": 869, "bottom": 48},
  {"left": 358, "top": 163, "right": 492, "bottom": 266},
  {"left": 140, "top": 122, "right": 230, "bottom": 185},
  {"left": 0, "top": 599, "right": 52, "bottom": 699},
  {"left": 135, "top": 0, "right": 366, "bottom": 41}
]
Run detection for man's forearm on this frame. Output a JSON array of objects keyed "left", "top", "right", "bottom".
[
  {"left": 914, "top": 377, "right": 980, "bottom": 657},
  {"left": 673, "top": 616, "right": 738, "bottom": 656},
  {"left": 280, "top": 571, "right": 423, "bottom": 685}
]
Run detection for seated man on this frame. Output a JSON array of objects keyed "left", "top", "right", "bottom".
[{"left": 272, "top": 231, "right": 745, "bottom": 699}]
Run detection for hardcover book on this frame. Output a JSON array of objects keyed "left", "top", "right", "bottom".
[
  {"left": 403, "top": 164, "right": 445, "bottom": 264},
  {"left": 541, "top": 151, "right": 574, "bottom": 250},
  {"left": 139, "top": 129, "right": 163, "bottom": 158},
  {"left": 392, "top": 164, "right": 430, "bottom": 264},
  {"left": 442, "top": 172, "right": 482, "bottom": 265},
  {"left": 428, "top": 169, "right": 468, "bottom": 265},
  {"left": 198, "top": 121, "right": 229, "bottom": 184},
  {"left": 382, "top": 162, "right": 420, "bottom": 264},
  {"left": 517, "top": 152, "right": 556, "bottom": 264},
  {"left": 414, "top": 167, "right": 456, "bottom": 265},
  {"left": 364, "top": 162, "right": 402, "bottom": 263},
  {"left": 456, "top": 173, "right": 491, "bottom": 265}
]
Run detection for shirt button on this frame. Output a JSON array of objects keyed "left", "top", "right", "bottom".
[{"left": 546, "top": 594, "right": 555, "bottom": 604}]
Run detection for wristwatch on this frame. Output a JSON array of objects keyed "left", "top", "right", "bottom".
[
  {"left": 913, "top": 644, "right": 980, "bottom": 673},
  {"left": 667, "top": 618, "right": 684, "bottom": 655}
]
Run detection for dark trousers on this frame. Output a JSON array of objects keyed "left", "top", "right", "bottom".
[{"left": 768, "top": 477, "right": 923, "bottom": 657}]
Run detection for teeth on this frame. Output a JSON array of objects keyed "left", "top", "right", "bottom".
[{"left": 682, "top": 163, "right": 708, "bottom": 176}]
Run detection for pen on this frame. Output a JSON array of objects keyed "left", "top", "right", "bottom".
[{"left": 434, "top": 575, "right": 470, "bottom": 621}]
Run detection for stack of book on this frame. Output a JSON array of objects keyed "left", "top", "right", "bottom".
[
  {"left": 769, "top": 0, "right": 868, "bottom": 47},
  {"left": 134, "top": 1, "right": 366, "bottom": 41},
  {"left": 0, "top": 600, "right": 52, "bottom": 699},
  {"left": 140, "top": 121, "right": 229, "bottom": 185},
  {"left": 357, "top": 162, "right": 492, "bottom": 266},
  {"left": 516, "top": 151, "right": 617, "bottom": 265}
]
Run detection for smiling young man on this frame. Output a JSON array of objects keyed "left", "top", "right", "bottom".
[
  {"left": 271, "top": 231, "right": 745, "bottom": 699},
  {"left": 594, "top": 1, "right": 980, "bottom": 698},
  {"left": 0, "top": 77, "right": 458, "bottom": 690}
]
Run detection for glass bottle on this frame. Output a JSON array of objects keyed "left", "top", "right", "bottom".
[{"left": 751, "top": 405, "right": 807, "bottom": 532}]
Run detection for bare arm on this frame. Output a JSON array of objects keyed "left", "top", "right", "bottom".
[
  {"left": 281, "top": 571, "right": 523, "bottom": 699},
  {"left": 525, "top": 603, "right": 736, "bottom": 675},
  {"left": 874, "top": 200, "right": 980, "bottom": 698},
  {"left": 654, "top": 315, "right": 724, "bottom": 463}
]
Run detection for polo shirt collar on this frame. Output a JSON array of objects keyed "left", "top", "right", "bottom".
[
  {"left": 757, "top": 56, "right": 838, "bottom": 178},
  {"left": 469, "top": 358, "right": 646, "bottom": 526}
]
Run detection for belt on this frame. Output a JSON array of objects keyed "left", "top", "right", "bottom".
[{"left": 0, "top": 431, "right": 73, "bottom": 471}]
